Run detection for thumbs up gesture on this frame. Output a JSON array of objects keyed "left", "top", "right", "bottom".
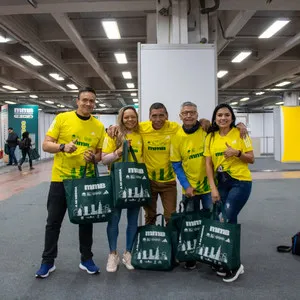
[{"left": 224, "top": 142, "right": 239, "bottom": 159}]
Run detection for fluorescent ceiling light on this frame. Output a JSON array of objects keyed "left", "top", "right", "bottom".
[
  {"left": 21, "top": 55, "right": 43, "bottom": 66},
  {"left": 49, "top": 73, "right": 64, "bottom": 81},
  {"left": 231, "top": 102, "right": 238, "bottom": 105},
  {"left": 45, "top": 100, "right": 54, "bottom": 104},
  {"left": 0, "top": 35, "right": 9, "bottom": 43},
  {"left": 102, "top": 20, "right": 121, "bottom": 39},
  {"left": 270, "top": 88, "right": 283, "bottom": 91},
  {"left": 29, "top": 94, "right": 38, "bottom": 98},
  {"left": 217, "top": 70, "right": 228, "bottom": 78},
  {"left": 114, "top": 52, "right": 128, "bottom": 64},
  {"left": 2, "top": 85, "right": 17, "bottom": 91},
  {"left": 67, "top": 84, "right": 78, "bottom": 90},
  {"left": 57, "top": 104, "right": 65, "bottom": 108},
  {"left": 131, "top": 93, "right": 137, "bottom": 96},
  {"left": 5, "top": 101, "right": 16, "bottom": 104},
  {"left": 38, "top": 108, "right": 42, "bottom": 111},
  {"left": 276, "top": 101, "right": 284, "bottom": 105},
  {"left": 232, "top": 51, "right": 252, "bottom": 63},
  {"left": 122, "top": 71, "right": 132, "bottom": 79},
  {"left": 133, "top": 98, "right": 138, "bottom": 103},
  {"left": 256, "top": 92, "right": 265, "bottom": 95},
  {"left": 259, "top": 20, "right": 290, "bottom": 39},
  {"left": 275, "top": 81, "right": 291, "bottom": 87},
  {"left": 240, "top": 97, "right": 250, "bottom": 102},
  {"left": 99, "top": 103, "right": 106, "bottom": 107},
  {"left": 126, "top": 83, "right": 135, "bottom": 88}
]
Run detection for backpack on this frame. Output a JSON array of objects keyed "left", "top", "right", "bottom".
[
  {"left": 277, "top": 232, "right": 300, "bottom": 256},
  {"left": 19, "top": 138, "right": 30, "bottom": 150}
]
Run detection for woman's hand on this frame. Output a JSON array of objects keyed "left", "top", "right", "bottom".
[
  {"left": 84, "top": 149, "right": 96, "bottom": 163},
  {"left": 211, "top": 187, "right": 221, "bottom": 203},
  {"left": 115, "top": 144, "right": 123, "bottom": 158},
  {"left": 224, "top": 142, "right": 239, "bottom": 159}
]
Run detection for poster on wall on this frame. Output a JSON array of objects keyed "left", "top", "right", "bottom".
[
  {"left": 0, "top": 105, "right": 9, "bottom": 161},
  {"left": 8, "top": 105, "right": 39, "bottom": 149}
]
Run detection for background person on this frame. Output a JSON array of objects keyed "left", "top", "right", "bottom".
[
  {"left": 204, "top": 103, "right": 254, "bottom": 283},
  {"left": 18, "top": 131, "right": 34, "bottom": 171},
  {"left": 35, "top": 87, "right": 105, "bottom": 279},
  {"left": 102, "top": 106, "right": 142, "bottom": 273},
  {"left": 6, "top": 127, "right": 18, "bottom": 166}
]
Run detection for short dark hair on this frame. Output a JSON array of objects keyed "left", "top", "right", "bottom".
[
  {"left": 78, "top": 87, "right": 96, "bottom": 99},
  {"left": 8, "top": 127, "right": 13, "bottom": 130},
  {"left": 149, "top": 102, "right": 168, "bottom": 115}
]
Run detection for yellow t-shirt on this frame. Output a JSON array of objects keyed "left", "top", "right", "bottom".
[
  {"left": 204, "top": 127, "right": 253, "bottom": 181},
  {"left": 140, "top": 120, "right": 180, "bottom": 182},
  {"left": 170, "top": 127, "right": 210, "bottom": 194},
  {"left": 47, "top": 111, "right": 105, "bottom": 182},
  {"left": 102, "top": 131, "right": 143, "bottom": 163}
]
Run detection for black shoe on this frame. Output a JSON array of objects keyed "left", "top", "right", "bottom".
[
  {"left": 6, "top": 163, "right": 12, "bottom": 166},
  {"left": 30, "top": 167, "right": 34, "bottom": 170},
  {"left": 184, "top": 261, "right": 197, "bottom": 270},
  {"left": 223, "top": 264, "right": 244, "bottom": 283},
  {"left": 211, "top": 265, "right": 227, "bottom": 277},
  {"left": 18, "top": 165, "right": 22, "bottom": 171}
]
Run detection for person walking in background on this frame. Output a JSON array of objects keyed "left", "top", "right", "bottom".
[
  {"left": 204, "top": 103, "right": 254, "bottom": 283},
  {"left": 6, "top": 127, "right": 18, "bottom": 166},
  {"left": 18, "top": 131, "right": 34, "bottom": 171},
  {"left": 101, "top": 106, "right": 142, "bottom": 272},
  {"left": 35, "top": 87, "right": 106, "bottom": 279}
]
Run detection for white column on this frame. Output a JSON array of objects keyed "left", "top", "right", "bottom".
[
  {"left": 147, "top": 13, "right": 157, "bottom": 44},
  {"left": 283, "top": 92, "right": 299, "bottom": 106}
]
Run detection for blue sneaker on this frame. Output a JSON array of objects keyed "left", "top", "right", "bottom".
[
  {"left": 35, "top": 263, "right": 56, "bottom": 278},
  {"left": 79, "top": 259, "right": 100, "bottom": 274}
]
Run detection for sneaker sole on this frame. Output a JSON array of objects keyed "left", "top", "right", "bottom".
[
  {"left": 223, "top": 265, "right": 244, "bottom": 283},
  {"left": 79, "top": 263, "right": 100, "bottom": 274},
  {"left": 35, "top": 265, "right": 56, "bottom": 278},
  {"left": 122, "top": 258, "right": 134, "bottom": 270}
]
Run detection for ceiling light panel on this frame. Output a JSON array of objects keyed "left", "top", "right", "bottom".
[
  {"left": 29, "top": 94, "right": 38, "bottom": 98},
  {"left": 133, "top": 98, "right": 138, "bottom": 103},
  {"left": 99, "top": 103, "right": 106, "bottom": 107},
  {"left": 126, "top": 83, "right": 135, "bottom": 88},
  {"left": 0, "top": 35, "right": 9, "bottom": 43},
  {"left": 276, "top": 101, "right": 284, "bottom": 105},
  {"left": 232, "top": 51, "right": 252, "bottom": 63},
  {"left": 45, "top": 100, "right": 54, "bottom": 104},
  {"left": 114, "top": 52, "right": 128, "bottom": 64},
  {"left": 2, "top": 85, "right": 17, "bottom": 91},
  {"left": 259, "top": 20, "right": 290, "bottom": 39},
  {"left": 49, "top": 73, "right": 64, "bottom": 81},
  {"left": 131, "top": 93, "right": 137, "bottom": 96},
  {"left": 102, "top": 20, "right": 121, "bottom": 39},
  {"left": 21, "top": 55, "right": 43, "bottom": 66},
  {"left": 231, "top": 102, "right": 238, "bottom": 105},
  {"left": 256, "top": 92, "right": 265, "bottom": 95},
  {"left": 217, "top": 70, "right": 228, "bottom": 78},
  {"left": 276, "top": 81, "right": 291, "bottom": 87},
  {"left": 122, "top": 71, "right": 132, "bottom": 79},
  {"left": 240, "top": 97, "right": 250, "bottom": 102},
  {"left": 5, "top": 101, "right": 16, "bottom": 104},
  {"left": 67, "top": 84, "right": 78, "bottom": 90}
]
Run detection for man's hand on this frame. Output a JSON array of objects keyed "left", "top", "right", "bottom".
[
  {"left": 107, "top": 125, "right": 119, "bottom": 138},
  {"left": 199, "top": 118, "right": 210, "bottom": 132},
  {"left": 224, "top": 142, "right": 239, "bottom": 159},
  {"left": 236, "top": 122, "right": 248, "bottom": 138},
  {"left": 84, "top": 149, "right": 96, "bottom": 163},
  {"left": 185, "top": 186, "right": 194, "bottom": 198},
  {"left": 211, "top": 187, "right": 220, "bottom": 203},
  {"left": 64, "top": 139, "right": 78, "bottom": 153}
]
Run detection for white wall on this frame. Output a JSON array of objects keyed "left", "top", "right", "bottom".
[{"left": 94, "top": 114, "right": 117, "bottom": 129}]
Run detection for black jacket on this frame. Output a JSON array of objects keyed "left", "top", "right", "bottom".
[{"left": 6, "top": 132, "right": 19, "bottom": 148}]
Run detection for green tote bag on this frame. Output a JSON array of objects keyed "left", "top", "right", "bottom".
[
  {"left": 193, "top": 203, "right": 241, "bottom": 270},
  {"left": 64, "top": 163, "right": 113, "bottom": 224},
  {"left": 131, "top": 215, "right": 173, "bottom": 271},
  {"left": 111, "top": 141, "right": 151, "bottom": 209}
]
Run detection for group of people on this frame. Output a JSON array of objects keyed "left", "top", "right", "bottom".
[
  {"left": 35, "top": 86, "right": 254, "bottom": 284},
  {"left": 5, "top": 128, "right": 34, "bottom": 171}
]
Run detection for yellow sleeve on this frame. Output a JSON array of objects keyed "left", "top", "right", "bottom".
[
  {"left": 170, "top": 133, "right": 181, "bottom": 162},
  {"left": 46, "top": 114, "right": 62, "bottom": 140},
  {"left": 96, "top": 124, "right": 105, "bottom": 149},
  {"left": 204, "top": 134, "right": 212, "bottom": 157},
  {"left": 102, "top": 134, "right": 117, "bottom": 154},
  {"left": 241, "top": 134, "right": 253, "bottom": 152}
]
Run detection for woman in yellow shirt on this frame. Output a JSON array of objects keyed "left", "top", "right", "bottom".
[
  {"left": 101, "top": 106, "right": 143, "bottom": 273},
  {"left": 204, "top": 103, "right": 254, "bottom": 283}
]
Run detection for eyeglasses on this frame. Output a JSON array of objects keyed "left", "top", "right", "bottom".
[{"left": 181, "top": 110, "right": 197, "bottom": 116}]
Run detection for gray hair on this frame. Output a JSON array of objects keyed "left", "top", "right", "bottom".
[{"left": 181, "top": 101, "right": 197, "bottom": 110}]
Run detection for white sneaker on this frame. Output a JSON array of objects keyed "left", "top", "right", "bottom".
[
  {"left": 122, "top": 252, "right": 134, "bottom": 270},
  {"left": 106, "top": 253, "right": 120, "bottom": 272}
]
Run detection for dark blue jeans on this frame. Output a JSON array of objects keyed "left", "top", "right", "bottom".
[
  {"left": 217, "top": 176, "right": 252, "bottom": 224},
  {"left": 19, "top": 149, "right": 32, "bottom": 167},
  {"left": 8, "top": 146, "right": 17, "bottom": 165},
  {"left": 182, "top": 193, "right": 212, "bottom": 212},
  {"left": 107, "top": 207, "right": 140, "bottom": 252}
]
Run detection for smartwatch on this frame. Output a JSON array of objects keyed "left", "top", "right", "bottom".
[{"left": 59, "top": 144, "right": 65, "bottom": 152}]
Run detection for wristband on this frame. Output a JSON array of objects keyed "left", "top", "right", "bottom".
[{"left": 237, "top": 150, "right": 242, "bottom": 157}]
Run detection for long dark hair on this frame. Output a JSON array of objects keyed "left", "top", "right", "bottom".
[
  {"left": 22, "top": 131, "right": 29, "bottom": 139},
  {"left": 207, "top": 103, "right": 236, "bottom": 134}
]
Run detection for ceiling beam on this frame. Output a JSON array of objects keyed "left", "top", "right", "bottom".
[
  {"left": 0, "top": 1, "right": 156, "bottom": 15},
  {"left": 0, "top": 15, "right": 88, "bottom": 88},
  {"left": 52, "top": 13, "right": 115, "bottom": 90},
  {"left": 221, "top": 32, "right": 300, "bottom": 90},
  {"left": 0, "top": 76, "right": 31, "bottom": 91},
  {"left": 218, "top": 10, "right": 256, "bottom": 55},
  {"left": 0, "top": 50, "right": 66, "bottom": 91}
]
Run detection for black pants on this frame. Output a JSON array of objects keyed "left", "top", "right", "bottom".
[
  {"left": 19, "top": 149, "right": 32, "bottom": 167},
  {"left": 42, "top": 182, "right": 93, "bottom": 264}
]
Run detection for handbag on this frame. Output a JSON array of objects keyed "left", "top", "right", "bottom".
[
  {"left": 29, "top": 148, "right": 40, "bottom": 160},
  {"left": 64, "top": 163, "right": 113, "bottom": 224},
  {"left": 277, "top": 232, "right": 300, "bottom": 256},
  {"left": 131, "top": 214, "right": 173, "bottom": 271},
  {"left": 193, "top": 203, "right": 241, "bottom": 270},
  {"left": 4, "top": 144, "right": 9, "bottom": 155},
  {"left": 111, "top": 140, "right": 151, "bottom": 209}
]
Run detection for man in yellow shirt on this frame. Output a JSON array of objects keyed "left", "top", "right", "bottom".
[{"left": 35, "top": 87, "right": 105, "bottom": 279}]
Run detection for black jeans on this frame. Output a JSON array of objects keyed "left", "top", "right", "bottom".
[
  {"left": 42, "top": 182, "right": 93, "bottom": 264},
  {"left": 19, "top": 149, "right": 32, "bottom": 167}
]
